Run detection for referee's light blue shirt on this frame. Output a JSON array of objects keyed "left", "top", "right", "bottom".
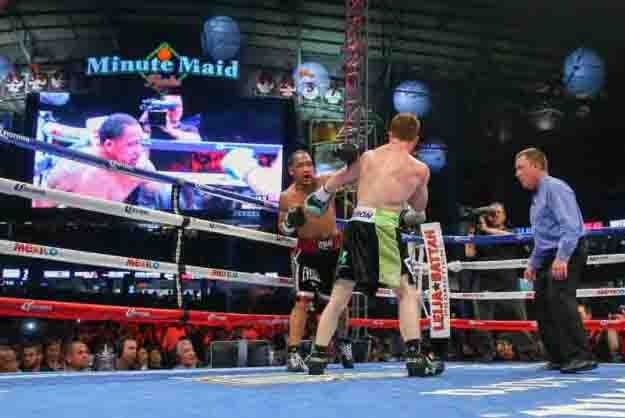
[{"left": 528, "top": 175, "right": 584, "bottom": 270}]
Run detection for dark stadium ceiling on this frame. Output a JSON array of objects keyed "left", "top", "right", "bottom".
[{"left": 0, "top": 0, "right": 623, "bottom": 91}]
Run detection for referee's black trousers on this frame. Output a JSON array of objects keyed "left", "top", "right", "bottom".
[{"left": 534, "top": 243, "right": 590, "bottom": 363}]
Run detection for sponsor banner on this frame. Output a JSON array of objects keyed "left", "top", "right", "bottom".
[
  {"left": 420, "top": 222, "right": 451, "bottom": 339},
  {"left": 11, "top": 242, "right": 60, "bottom": 257},
  {"left": 86, "top": 42, "right": 239, "bottom": 80},
  {"left": 126, "top": 258, "right": 162, "bottom": 270}
]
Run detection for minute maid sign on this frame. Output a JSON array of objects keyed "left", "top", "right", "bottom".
[{"left": 86, "top": 42, "right": 239, "bottom": 81}]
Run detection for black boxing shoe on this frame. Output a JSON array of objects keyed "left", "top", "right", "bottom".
[
  {"left": 286, "top": 351, "right": 308, "bottom": 373},
  {"left": 560, "top": 359, "right": 598, "bottom": 374},
  {"left": 306, "top": 352, "right": 328, "bottom": 375},
  {"left": 542, "top": 361, "right": 561, "bottom": 371},
  {"left": 406, "top": 352, "right": 445, "bottom": 377}
]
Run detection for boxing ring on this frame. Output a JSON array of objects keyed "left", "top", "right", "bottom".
[
  {"left": 2, "top": 128, "right": 625, "bottom": 417},
  {"left": 2, "top": 363, "right": 625, "bottom": 418}
]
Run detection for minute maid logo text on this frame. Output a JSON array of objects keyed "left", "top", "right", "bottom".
[{"left": 86, "top": 42, "right": 239, "bottom": 81}]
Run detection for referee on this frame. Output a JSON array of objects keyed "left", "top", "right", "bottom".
[{"left": 514, "top": 147, "right": 597, "bottom": 373}]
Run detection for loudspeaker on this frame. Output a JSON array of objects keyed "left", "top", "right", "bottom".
[{"left": 210, "top": 339, "right": 273, "bottom": 368}]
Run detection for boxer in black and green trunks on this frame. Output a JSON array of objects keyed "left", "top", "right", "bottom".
[
  {"left": 337, "top": 207, "right": 414, "bottom": 294},
  {"left": 303, "top": 113, "right": 445, "bottom": 377}
]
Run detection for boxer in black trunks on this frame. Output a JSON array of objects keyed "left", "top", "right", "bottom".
[{"left": 278, "top": 150, "right": 353, "bottom": 372}]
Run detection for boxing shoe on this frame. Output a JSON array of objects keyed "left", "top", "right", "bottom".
[
  {"left": 306, "top": 352, "right": 328, "bottom": 375},
  {"left": 286, "top": 351, "right": 308, "bottom": 373},
  {"left": 406, "top": 352, "right": 445, "bottom": 377},
  {"left": 560, "top": 358, "right": 598, "bottom": 374}
]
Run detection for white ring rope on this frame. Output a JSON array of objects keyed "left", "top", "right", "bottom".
[
  {"left": 7, "top": 170, "right": 621, "bottom": 272},
  {"left": 450, "top": 288, "right": 625, "bottom": 300},
  {"left": 1, "top": 178, "right": 624, "bottom": 301},
  {"left": 446, "top": 253, "right": 625, "bottom": 272},
  {"left": 375, "top": 288, "right": 625, "bottom": 300},
  {"left": 0, "top": 177, "right": 296, "bottom": 248},
  {"left": 1, "top": 239, "right": 623, "bottom": 300},
  {"left": 0, "top": 239, "right": 294, "bottom": 288}
]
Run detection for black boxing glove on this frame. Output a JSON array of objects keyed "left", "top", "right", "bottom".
[
  {"left": 400, "top": 208, "right": 426, "bottom": 230},
  {"left": 280, "top": 206, "right": 306, "bottom": 235},
  {"left": 331, "top": 143, "right": 359, "bottom": 165}
]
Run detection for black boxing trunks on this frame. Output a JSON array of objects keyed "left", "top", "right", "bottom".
[
  {"left": 291, "top": 235, "right": 342, "bottom": 299},
  {"left": 337, "top": 207, "right": 414, "bottom": 296}
]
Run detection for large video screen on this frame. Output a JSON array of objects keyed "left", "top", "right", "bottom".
[{"left": 26, "top": 91, "right": 293, "bottom": 224}]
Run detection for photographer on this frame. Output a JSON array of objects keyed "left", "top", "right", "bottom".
[
  {"left": 466, "top": 202, "right": 531, "bottom": 361},
  {"left": 140, "top": 92, "right": 200, "bottom": 142},
  {"left": 135, "top": 92, "right": 203, "bottom": 210}
]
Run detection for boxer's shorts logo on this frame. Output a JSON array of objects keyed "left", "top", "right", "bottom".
[
  {"left": 338, "top": 250, "right": 348, "bottom": 267},
  {"left": 301, "top": 266, "right": 320, "bottom": 284},
  {"left": 352, "top": 209, "right": 374, "bottom": 220},
  {"left": 318, "top": 239, "right": 333, "bottom": 250}
]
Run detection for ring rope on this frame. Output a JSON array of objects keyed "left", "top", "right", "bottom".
[
  {"left": 0, "top": 177, "right": 296, "bottom": 248},
  {"left": 4, "top": 296, "right": 623, "bottom": 332},
  {"left": 2, "top": 237, "right": 624, "bottom": 300},
  {"left": 0, "top": 128, "right": 280, "bottom": 212},
  {"left": 402, "top": 227, "right": 625, "bottom": 246},
  {"left": 9, "top": 128, "right": 625, "bottom": 243},
  {"left": 448, "top": 254, "right": 625, "bottom": 272},
  {"left": 0, "top": 239, "right": 294, "bottom": 288}
]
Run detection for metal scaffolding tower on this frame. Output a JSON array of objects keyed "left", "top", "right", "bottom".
[{"left": 339, "top": 0, "right": 370, "bottom": 150}]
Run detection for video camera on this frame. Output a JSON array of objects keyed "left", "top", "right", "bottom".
[
  {"left": 459, "top": 205, "right": 497, "bottom": 222},
  {"left": 140, "top": 98, "right": 177, "bottom": 126}
]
